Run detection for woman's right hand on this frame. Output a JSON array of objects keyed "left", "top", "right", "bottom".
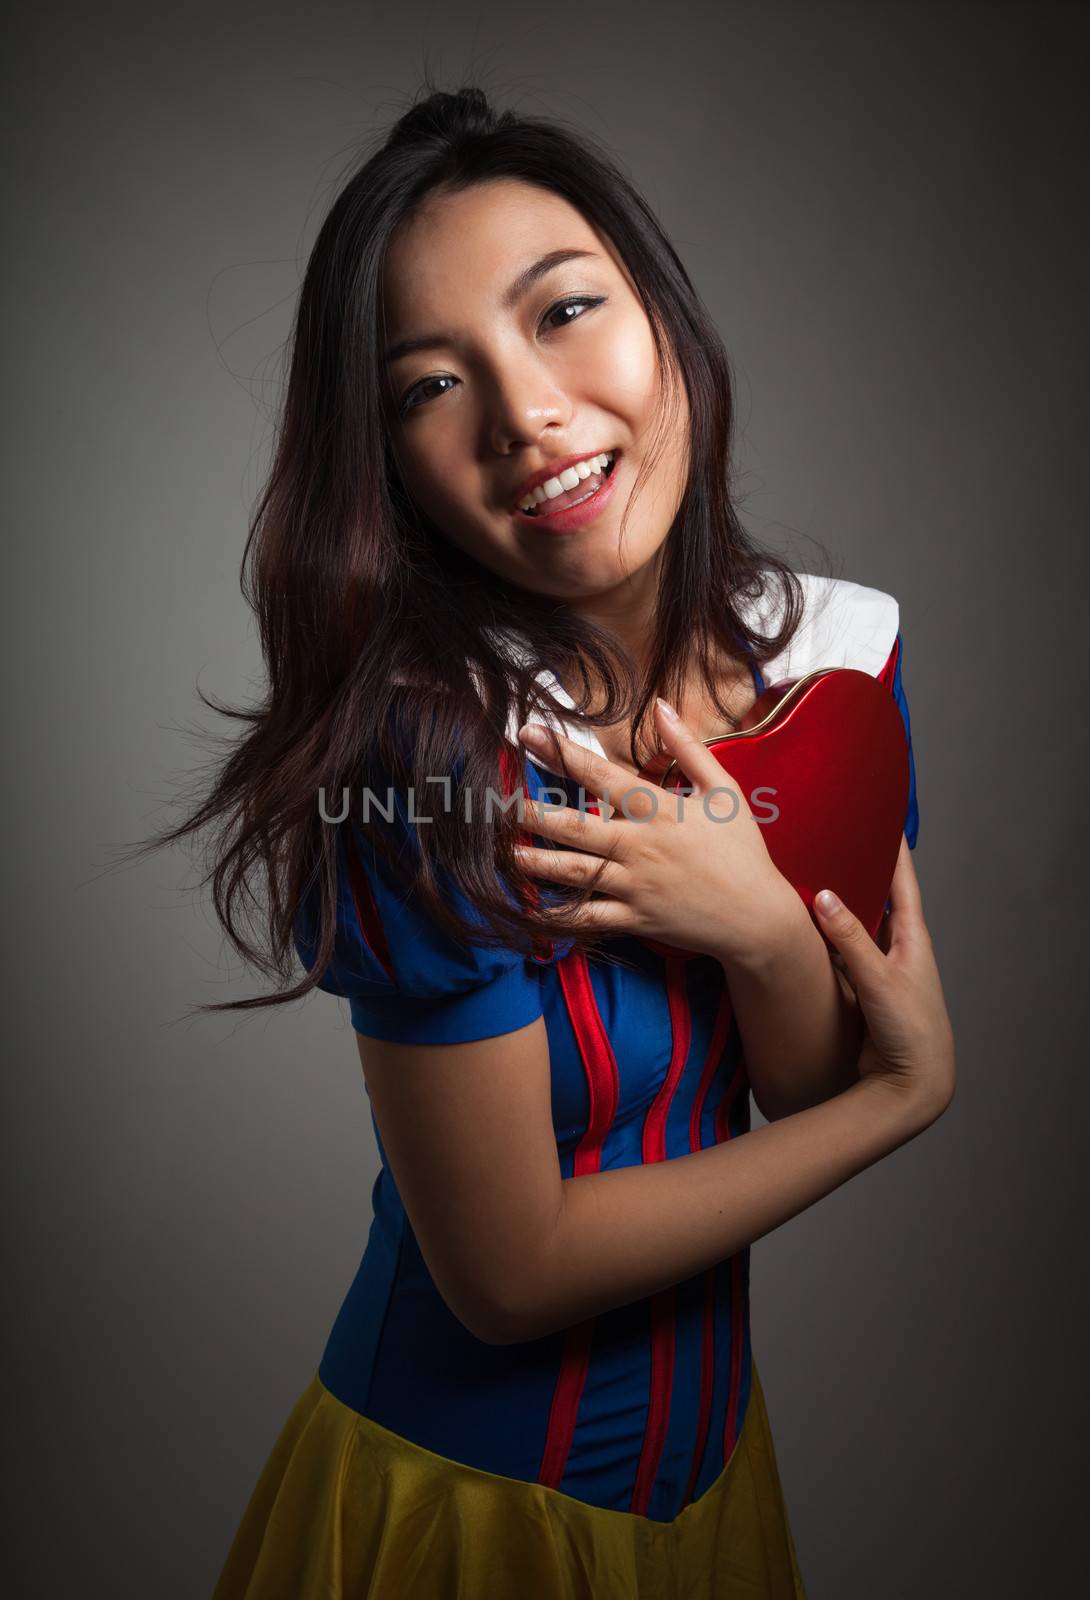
[{"left": 814, "top": 835, "right": 956, "bottom": 1128}]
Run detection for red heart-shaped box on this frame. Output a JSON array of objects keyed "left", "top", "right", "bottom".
[{"left": 597, "top": 667, "right": 909, "bottom": 960}]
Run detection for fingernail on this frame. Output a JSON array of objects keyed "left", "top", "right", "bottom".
[
  {"left": 815, "top": 890, "right": 841, "bottom": 916},
  {"left": 519, "top": 722, "right": 550, "bottom": 751},
  {"left": 655, "top": 697, "right": 679, "bottom": 721}
]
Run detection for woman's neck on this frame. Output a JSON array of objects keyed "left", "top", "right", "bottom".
[
  {"left": 557, "top": 561, "right": 755, "bottom": 775},
  {"left": 562, "top": 564, "right": 660, "bottom": 687}
]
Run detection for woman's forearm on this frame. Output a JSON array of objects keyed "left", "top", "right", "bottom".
[
  {"left": 718, "top": 898, "right": 864, "bottom": 1120},
  {"left": 490, "top": 1075, "right": 932, "bottom": 1344}
]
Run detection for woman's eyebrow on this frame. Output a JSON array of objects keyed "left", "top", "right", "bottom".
[{"left": 383, "top": 248, "right": 599, "bottom": 366}]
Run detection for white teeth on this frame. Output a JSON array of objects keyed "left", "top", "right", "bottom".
[{"left": 517, "top": 451, "right": 614, "bottom": 513}]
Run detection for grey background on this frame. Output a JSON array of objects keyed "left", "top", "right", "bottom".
[{"left": 5, "top": 2, "right": 1087, "bottom": 1594}]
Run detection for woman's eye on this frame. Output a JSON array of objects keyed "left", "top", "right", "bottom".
[
  {"left": 541, "top": 294, "right": 606, "bottom": 331},
  {"left": 398, "top": 373, "right": 458, "bottom": 416}
]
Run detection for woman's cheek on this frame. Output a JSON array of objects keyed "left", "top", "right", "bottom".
[{"left": 584, "top": 315, "right": 660, "bottom": 420}]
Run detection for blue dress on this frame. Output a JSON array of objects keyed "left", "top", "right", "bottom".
[{"left": 214, "top": 574, "right": 918, "bottom": 1597}]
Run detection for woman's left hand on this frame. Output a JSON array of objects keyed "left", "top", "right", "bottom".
[{"left": 514, "top": 698, "right": 805, "bottom": 969}]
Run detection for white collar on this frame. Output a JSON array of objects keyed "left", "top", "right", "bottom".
[{"left": 481, "top": 571, "right": 900, "bottom": 759}]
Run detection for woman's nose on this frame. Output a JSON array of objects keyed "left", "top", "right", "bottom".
[{"left": 486, "top": 361, "right": 573, "bottom": 456}]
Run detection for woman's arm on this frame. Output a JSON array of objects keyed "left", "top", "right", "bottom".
[
  {"left": 535, "top": 1070, "right": 923, "bottom": 1341},
  {"left": 357, "top": 1008, "right": 932, "bottom": 1347},
  {"left": 715, "top": 898, "right": 865, "bottom": 1121},
  {"left": 359, "top": 837, "right": 951, "bottom": 1347}
]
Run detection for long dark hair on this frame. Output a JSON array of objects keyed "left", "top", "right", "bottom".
[{"left": 141, "top": 82, "right": 819, "bottom": 1021}]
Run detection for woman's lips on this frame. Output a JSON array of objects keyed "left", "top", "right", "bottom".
[{"left": 512, "top": 454, "right": 621, "bottom": 535}]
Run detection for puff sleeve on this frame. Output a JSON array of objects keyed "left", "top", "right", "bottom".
[
  {"left": 879, "top": 629, "right": 920, "bottom": 850},
  {"left": 294, "top": 756, "right": 573, "bottom": 1045}
]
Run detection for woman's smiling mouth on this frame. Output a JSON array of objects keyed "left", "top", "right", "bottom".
[
  {"left": 511, "top": 450, "right": 620, "bottom": 534},
  {"left": 513, "top": 450, "right": 617, "bottom": 515}
]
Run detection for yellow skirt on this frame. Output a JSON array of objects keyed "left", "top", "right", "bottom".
[{"left": 213, "top": 1358, "right": 807, "bottom": 1599}]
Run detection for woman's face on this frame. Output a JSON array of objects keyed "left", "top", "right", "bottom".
[{"left": 380, "top": 179, "right": 690, "bottom": 611}]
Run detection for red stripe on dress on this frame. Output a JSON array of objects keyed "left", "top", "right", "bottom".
[
  {"left": 629, "top": 954, "right": 693, "bottom": 1517},
  {"left": 342, "top": 822, "right": 395, "bottom": 981},
  {"left": 681, "top": 987, "right": 735, "bottom": 1508},
  {"left": 715, "top": 1062, "right": 749, "bottom": 1465},
  {"left": 536, "top": 950, "right": 620, "bottom": 1490}
]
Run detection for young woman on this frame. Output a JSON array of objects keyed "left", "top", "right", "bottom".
[{"left": 185, "top": 86, "right": 956, "bottom": 1598}]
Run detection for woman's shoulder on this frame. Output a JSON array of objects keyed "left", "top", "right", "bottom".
[{"left": 744, "top": 569, "right": 901, "bottom": 682}]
